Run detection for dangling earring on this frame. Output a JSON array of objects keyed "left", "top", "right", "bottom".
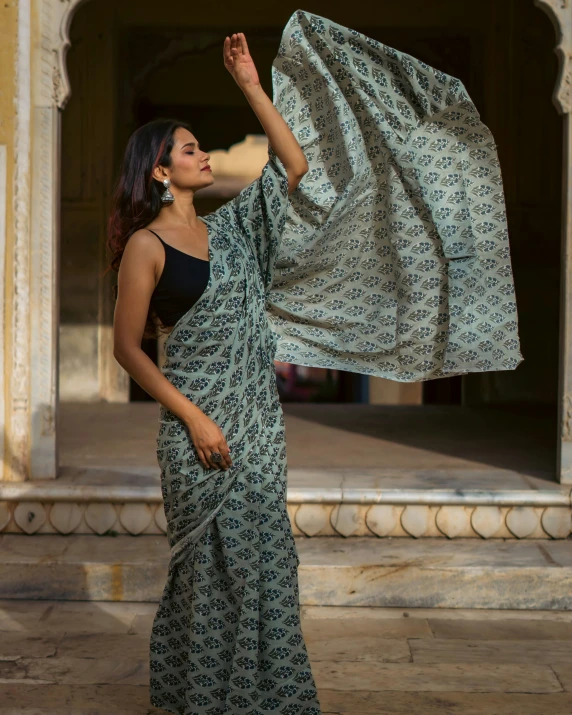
[{"left": 161, "top": 178, "right": 174, "bottom": 203}]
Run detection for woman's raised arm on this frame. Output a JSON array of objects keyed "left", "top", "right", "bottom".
[{"left": 224, "top": 32, "right": 308, "bottom": 192}]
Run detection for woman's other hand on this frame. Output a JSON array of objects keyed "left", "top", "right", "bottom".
[
  {"left": 223, "top": 32, "right": 260, "bottom": 90},
  {"left": 186, "top": 412, "right": 233, "bottom": 471}
]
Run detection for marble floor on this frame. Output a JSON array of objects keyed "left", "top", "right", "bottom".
[
  {"left": 58, "top": 401, "right": 558, "bottom": 489},
  {"left": 0, "top": 600, "right": 572, "bottom": 714}
]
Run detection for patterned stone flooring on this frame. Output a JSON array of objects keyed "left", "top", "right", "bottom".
[
  {"left": 59, "top": 401, "right": 556, "bottom": 480},
  {"left": 1, "top": 600, "right": 572, "bottom": 714}
]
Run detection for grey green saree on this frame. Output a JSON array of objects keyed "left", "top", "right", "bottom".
[
  {"left": 150, "top": 154, "right": 315, "bottom": 715},
  {"left": 150, "top": 9, "right": 523, "bottom": 715}
]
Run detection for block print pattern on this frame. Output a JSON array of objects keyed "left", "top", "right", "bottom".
[{"left": 267, "top": 10, "right": 524, "bottom": 381}]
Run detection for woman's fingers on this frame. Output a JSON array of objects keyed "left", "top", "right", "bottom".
[
  {"left": 190, "top": 418, "right": 233, "bottom": 471},
  {"left": 199, "top": 442, "right": 232, "bottom": 471},
  {"left": 224, "top": 33, "right": 247, "bottom": 66},
  {"left": 196, "top": 448, "right": 210, "bottom": 470},
  {"left": 220, "top": 445, "right": 233, "bottom": 470},
  {"left": 239, "top": 32, "right": 249, "bottom": 56},
  {"left": 214, "top": 426, "right": 232, "bottom": 469},
  {"left": 207, "top": 442, "right": 232, "bottom": 470},
  {"left": 197, "top": 447, "right": 222, "bottom": 471},
  {"left": 223, "top": 35, "right": 236, "bottom": 69},
  {"left": 232, "top": 35, "right": 240, "bottom": 59}
]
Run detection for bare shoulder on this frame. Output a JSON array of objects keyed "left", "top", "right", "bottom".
[
  {"left": 124, "top": 227, "right": 160, "bottom": 251},
  {"left": 121, "top": 228, "right": 162, "bottom": 266}
]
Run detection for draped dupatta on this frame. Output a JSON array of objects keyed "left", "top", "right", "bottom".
[{"left": 255, "top": 9, "right": 524, "bottom": 382}]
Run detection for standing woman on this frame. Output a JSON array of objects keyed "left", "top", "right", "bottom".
[
  {"left": 109, "top": 32, "right": 319, "bottom": 715},
  {"left": 109, "top": 6, "right": 524, "bottom": 711}
]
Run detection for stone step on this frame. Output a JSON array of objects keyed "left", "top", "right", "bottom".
[
  {"left": 0, "top": 534, "right": 570, "bottom": 609},
  {"left": 1, "top": 468, "right": 571, "bottom": 539}
]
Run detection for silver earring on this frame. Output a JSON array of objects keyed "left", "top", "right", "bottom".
[{"left": 161, "top": 178, "right": 174, "bottom": 203}]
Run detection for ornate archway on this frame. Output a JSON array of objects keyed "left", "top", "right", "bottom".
[{"left": 5, "top": 0, "right": 572, "bottom": 484}]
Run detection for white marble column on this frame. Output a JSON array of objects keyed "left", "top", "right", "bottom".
[{"left": 4, "top": 0, "right": 87, "bottom": 481}]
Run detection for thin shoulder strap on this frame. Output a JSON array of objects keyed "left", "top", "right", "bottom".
[{"left": 146, "top": 228, "right": 165, "bottom": 244}]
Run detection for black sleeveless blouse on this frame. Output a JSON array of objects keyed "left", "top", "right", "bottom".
[{"left": 148, "top": 228, "right": 210, "bottom": 327}]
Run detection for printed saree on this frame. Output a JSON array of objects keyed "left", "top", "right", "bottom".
[
  {"left": 150, "top": 9, "right": 523, "bottom": 715},
  {"left": 150, "top": 154, "right": 316, "bottom": 715},
  {"left": 267, "top": 10, "right": 524, "bottom": 381}
]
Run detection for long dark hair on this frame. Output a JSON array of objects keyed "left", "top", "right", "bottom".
[{"left": 106, "top": 118, "right": 194, "bottom": 339}]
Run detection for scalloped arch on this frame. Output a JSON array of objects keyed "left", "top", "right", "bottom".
[
  {"left": 534, "top": 0, "right": 572, "bottom": 114},
  {"left": 46, "top": 2, "right": 572, "bottom": 112},
  {"left": 41, "top": 0, "right": 92, "bottom": 109}
]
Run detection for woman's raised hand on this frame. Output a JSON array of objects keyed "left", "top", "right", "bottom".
[
  {"left": 186, "top": 412, "right": 233, "bottom": 471},
  {"left": 223, "top": 32, "right": 260, "bottom": 90}
]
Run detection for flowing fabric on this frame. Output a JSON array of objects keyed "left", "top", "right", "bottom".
[
  {"left": 149, "top": 8, "right": 524, "bottom": 714},
  {"left": 266, "top": 9, "right": 524, "bottom": 381}
]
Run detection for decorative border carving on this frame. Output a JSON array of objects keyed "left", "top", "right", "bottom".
[
  {"left": 29, "top": 107, "right": 58, "bottom": 478},
  {"left": 534, "top": 0, "right": 572, "bottom": 114},
  {"left": 0, "top": 497, "right": 570, "bottom": 539},
  {"left": 11, "top": 0, "right": 32, "bottom": 481},
  {"left": 291, "top": 502, "right": 572, "bottom": 539},
  {"left": 0, "top": 146, "right": 6, "bottom": 479},
  {"left": 0, "top": 500, "right": 167, "bottom": 535},
  {"left": 44, "top": 0, "right": 91, "bottom": 109}
]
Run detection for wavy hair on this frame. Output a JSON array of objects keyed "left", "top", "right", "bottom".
[{"left": 106, "top": 118, "right": 194, "bottom": 339}]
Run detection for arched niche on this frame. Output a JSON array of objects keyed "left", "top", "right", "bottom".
[{"left": 6, "top": 0, "right": 572, "bottom": 482}]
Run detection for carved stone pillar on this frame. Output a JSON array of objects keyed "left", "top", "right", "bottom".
[
  {"left": 28, "top": 0, "right": 86, "bottom": 479},
  {"left": 534, "top": 0, "right": 572, "bottom": 483},
  {"left": 4, "top": 0, "right": 87, "bottom": 481}
]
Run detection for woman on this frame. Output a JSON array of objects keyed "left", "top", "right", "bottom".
[
  {"left": 110, "top": 32, "right": 320, "bottom": 715},
  {"left": 109, "top": 8, "right": 523, "bottom": 712}
]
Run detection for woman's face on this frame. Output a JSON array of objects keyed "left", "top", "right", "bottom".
[{"left": 161, "top": 127, "right": 213, "bottom": 191}]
